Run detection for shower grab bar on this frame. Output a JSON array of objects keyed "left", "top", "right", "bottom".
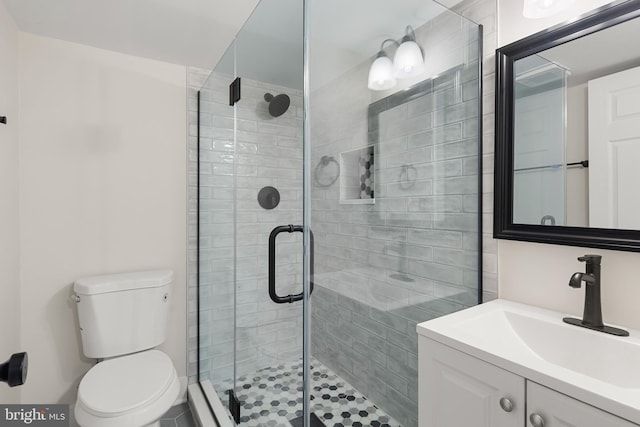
[{"left": 268, "top": 224, "right": 314, "bottom": 304}]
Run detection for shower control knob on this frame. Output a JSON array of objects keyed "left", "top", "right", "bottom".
[
  {"left": 499, "top": 397, "right": 514, "bottom": 412},
  {"left": 529, "top": 413, "right": 545, "bottom": 427},
  {"left": 0, "top": 352, "right": 28, "bottom": 387}
]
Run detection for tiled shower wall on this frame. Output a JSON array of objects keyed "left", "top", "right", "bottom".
[
  {"left": 187, "top": 67, "right": 305, "bottom": 385},
  {"left": 308, "top": 11, "right": 483, "bottom": 427}
]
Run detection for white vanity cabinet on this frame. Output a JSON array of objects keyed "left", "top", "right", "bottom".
[
  {"left": 419, "top": 337, "right": 524, "bottom": 427},
  {"left": 419, "top": 336, "right": 638, "bottom": 427}
]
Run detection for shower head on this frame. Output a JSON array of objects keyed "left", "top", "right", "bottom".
[{"left": 264, "top": 93, "right": 290, "bottom": 117}]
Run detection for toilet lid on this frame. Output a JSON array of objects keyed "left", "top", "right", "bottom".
[{"left": 78, "top": 350, "right": 176, "bottom": 417}]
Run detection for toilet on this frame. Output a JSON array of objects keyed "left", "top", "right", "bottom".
[{"left": 73, "top": 270, "right": 180, "bottom": 427}]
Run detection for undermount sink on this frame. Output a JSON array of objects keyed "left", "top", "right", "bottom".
[
  {"left": 453, "top": 308, "right": 640, "bottom": 388},
  {"left": 417, "top": 299, "right": 640, "bottom": 424}
]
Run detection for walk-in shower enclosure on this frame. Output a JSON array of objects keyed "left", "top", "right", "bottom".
[{"left": 194, "top": 1, "right": 482, "bottom": 426}]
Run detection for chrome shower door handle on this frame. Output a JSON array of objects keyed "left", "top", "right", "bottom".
[{"left": 268, "top": 224, "right": 314, "bottom": 304}]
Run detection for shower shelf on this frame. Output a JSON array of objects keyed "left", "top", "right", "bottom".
[
  {"left": 339, "top": 198, "right": 375, "bottom": 205},
  {"left": 339, "top": 145, "right": 375, "bottom": 204}
]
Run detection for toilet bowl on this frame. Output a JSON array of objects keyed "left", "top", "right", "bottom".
[
  {"left": 75, "top": 350, "right": 179, "bottom": 427},
  {"left": 72, "top": 270, "right": 178, "bottom": 427}
]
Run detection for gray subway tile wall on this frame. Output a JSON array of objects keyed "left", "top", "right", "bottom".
[{"left": 187, "top": 67, "right": 305, "bottom": 385}]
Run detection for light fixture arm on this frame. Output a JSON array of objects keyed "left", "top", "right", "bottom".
[
  {"left": 402, "top": 25, "right": 417, "bottom": 43},
  {"left": 378, "top": 38, "right": 400, "bottom": 56}
]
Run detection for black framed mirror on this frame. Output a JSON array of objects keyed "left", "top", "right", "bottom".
[{"left": 494, "top": 0, "right": 640, "bottom": 252}]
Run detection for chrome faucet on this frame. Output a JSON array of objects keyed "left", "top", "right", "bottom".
[{"left": 563, "top": 255, "right": 629, "bottom": 336}]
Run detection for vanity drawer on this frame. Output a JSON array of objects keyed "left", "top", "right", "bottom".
[{"left": 527, "top": 381, "right": 638, "bottom": 427}]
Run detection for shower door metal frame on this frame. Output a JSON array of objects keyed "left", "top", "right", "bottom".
[{"left": 301, "top": 1, "right": 312, "bottom": 426}]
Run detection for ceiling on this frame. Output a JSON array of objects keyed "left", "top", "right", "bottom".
[
  {"left": 539, "top": 14, "right": 640, "bottom": 87},
  {"left": 225, "top": 0, "right": 451, "bottom": 89},
  {"left": 4, "top": 0, "right": 260, "bottom": 70},
  {"left": 4, "top": 0, "right": 460, "bottom": 88}
]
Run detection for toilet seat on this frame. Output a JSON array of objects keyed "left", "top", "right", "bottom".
[{"left": 75, "top": 350, "right": 179, "bottom": 427}]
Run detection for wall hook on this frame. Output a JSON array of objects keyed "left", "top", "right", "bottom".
[{"left": 0, "top": 116, "right": 6, "bottom": 124}]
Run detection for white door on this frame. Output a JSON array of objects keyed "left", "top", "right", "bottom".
[
  {"left": 588, "top": 66, "right": 640, "bottom": 229},
  {"left": 419, "top": 337, "right": 524, "bottom": 427},
  {"left": 527, "top": 381, "right": 637, "bottom": 427}
]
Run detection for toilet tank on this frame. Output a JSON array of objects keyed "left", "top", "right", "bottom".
[{"left": 74, "top": 270, "right": 173, "bottom": 359}]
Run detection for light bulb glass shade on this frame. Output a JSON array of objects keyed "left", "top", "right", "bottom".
[
  {"left": 368, "top": 54, "right": 396, "bottom": 91},
  {"left": 523, "top": 0, "right": 575, "bottom": 18},
  {"left": 393, "top": 40, "right": 425, "bottom": 79}
]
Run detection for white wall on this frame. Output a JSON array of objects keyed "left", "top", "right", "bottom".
[
  {"left": 18, "top": 33, "right": 187, "bottom": 404},
  {"left": 0, "top": 0, "right": 21, "bottom": 404},
  {"left": 499, "top": 242, "right": 640, "bottom": 329},
  {"left": 496, "top": 0, "right": 640, "bottom": 331},
  {"left": 498, "top": 0, "right": 614, "bottom": 45}
]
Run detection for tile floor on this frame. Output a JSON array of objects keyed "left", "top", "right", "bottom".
[
  {"left": 215, "top": 358, "right": 402, "bottom": 427},
  {"left": 160, "top": 402, "right": 197, "bottom": 427}
]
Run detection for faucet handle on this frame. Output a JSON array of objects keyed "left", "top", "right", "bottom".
[{"left": 577, "top": 254, "right": 602, "bottom": 264}]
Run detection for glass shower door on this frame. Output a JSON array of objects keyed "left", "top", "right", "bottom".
[
  {"left": 197, "top": 38, "right": 240, "bottom": 420},
  {"left": 197, "top": 1, "right": 307, "bottom": 425},
  {"left": 230, "top": 1, "right": 307, "bottom": 424},
  {"left": 197, "top": 1, "right": 483, "bottom": 427}
]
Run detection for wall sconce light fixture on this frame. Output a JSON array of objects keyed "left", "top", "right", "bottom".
[
  {"left": 367, "top": 39, "right": 398, "bottom": 91},
  {"left": 393, "top": 26, "right": 425, "bottom": 79},
  {"left": 368, "top": 26, "right": 425, "bottom": 91},
  {"left": 523, "top": 0, "right": 575, "bottom": 18}
]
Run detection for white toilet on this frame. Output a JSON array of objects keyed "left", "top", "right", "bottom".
[{"left": 73, "top": 270, "right": 180, "bottom": 427}]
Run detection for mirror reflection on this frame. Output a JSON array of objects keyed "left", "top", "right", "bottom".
[{"left": 512, "top": 15, "right": 640, "bottom": 229}]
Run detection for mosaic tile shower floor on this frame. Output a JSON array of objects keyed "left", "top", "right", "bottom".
[{"left": 216, "top": 358, "right": 402, "bottom": 427}]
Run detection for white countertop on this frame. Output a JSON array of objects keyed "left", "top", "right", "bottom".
[{"left": 417, "top": 299, "right": 640, "bottom": 425}]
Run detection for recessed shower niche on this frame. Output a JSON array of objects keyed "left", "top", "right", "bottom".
[{"left": 339, "top": 145, "right": 375, "bottom": 204}]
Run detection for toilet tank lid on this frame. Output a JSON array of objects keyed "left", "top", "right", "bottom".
[{"left": 74, "top": 270, "right": 173, "bottom": 295}]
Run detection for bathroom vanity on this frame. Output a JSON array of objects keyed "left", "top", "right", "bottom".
[{"left": 417, "top": 300, "right": 640, "bottom": 427}]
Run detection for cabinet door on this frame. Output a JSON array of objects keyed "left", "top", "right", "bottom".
[
  {"left": 419, "top": 337, "right": 525, "bottom": 427},
  {"left": 527, "top": 381, "right": 638, "bottom": 427}
]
